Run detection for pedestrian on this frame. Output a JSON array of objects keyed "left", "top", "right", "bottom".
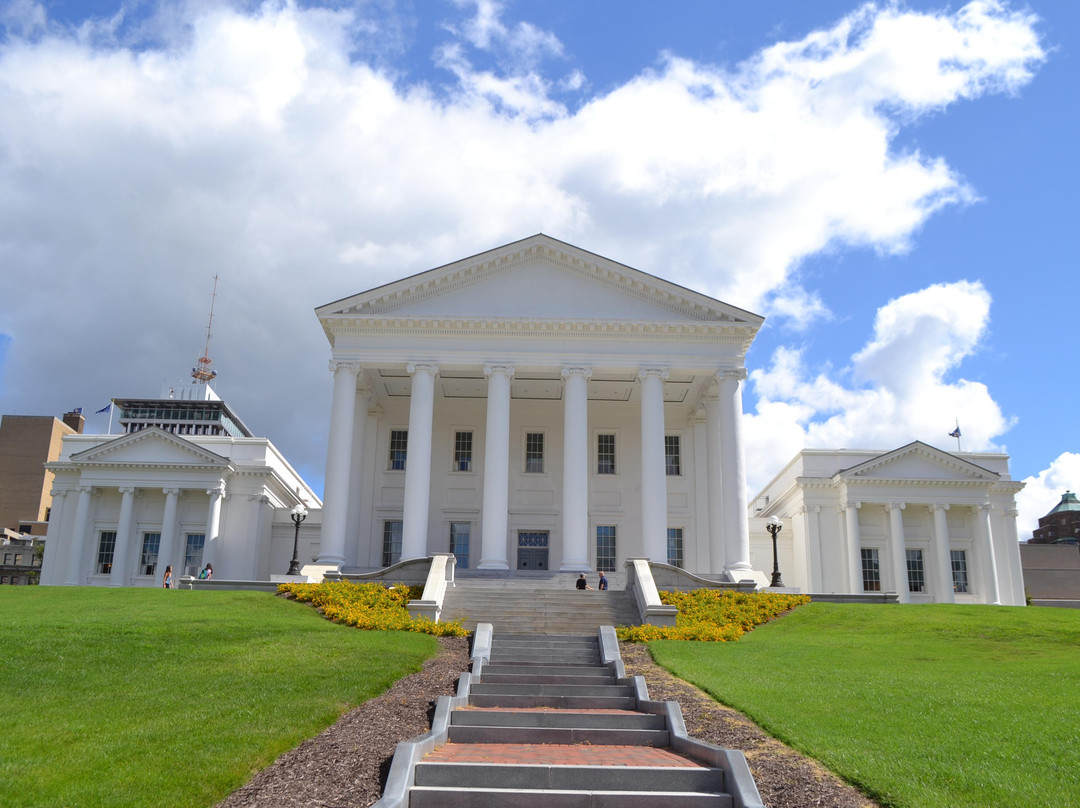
[
  {"left": 597, "top": 570, "right": 608, "bottom": 590},
  {"left": 199, "top": 563, "right": 213, "bottom": 580},
  {"left": 162, "top": 565, "right": 173, "bottom": 589},
  {"left": 575, "top": 572, "right": 592, "bottom": 590}
]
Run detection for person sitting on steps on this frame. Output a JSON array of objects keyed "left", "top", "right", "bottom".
[{"left": 575, "top": 573, "right": 593, "bottom": 590}]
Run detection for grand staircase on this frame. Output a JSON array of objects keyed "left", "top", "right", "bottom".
[
  {"left": 403, "top": 632, "right": 751, "bottom": 807},
  {"left": 441, "top": 574, "right": 641, "bottom": 633}
]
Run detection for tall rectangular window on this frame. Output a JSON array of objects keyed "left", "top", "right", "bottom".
[
  {"left": 596, "top": 525, "right": 617, "bottom": 572},
  {"left": 597, "top": 434, "right": 616, "bottom": 475},
  {"left": 525, "top": 432, "right": 545, "bottom": 473},
  {"left": 382, "top": 520, "right": 403, "bottom": 567},
  {"left": 96, "top": 531, "right": 117, "bottom": 574},
  {"left": 184, "top": 534, "right": 205, "bottom": 577},
  {"left": 389, "top": 430, "right": 408, "bottom": 470},
  {"left": 450, "top": 522, "right": 471, "bottom": 569},
  {"left": 453, "top": 431, "right": 473, "bottom": 472},
  {"left": 140, "top": 532, "right": 161, "bottom": 576},
  {"left": 906, "top": 548, "right": 925, "bottom": 593},
  {"left": 667, "top": 528, "right": 684, "bottom": 568},
  {"left": 951, "top": 550, "right": 969, "bottom": 593},
  {"left": 665, "top": 435, "right": 682, "bottom": 476},
  {"left": 861, "top": 547, "right": 881, "bottom": 592}
]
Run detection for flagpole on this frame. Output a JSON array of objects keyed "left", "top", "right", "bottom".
[
  {"left": 954, "top": 418, "right": 961, "bottom": 452},
  {"left": 107, "top": 402, "right": 114, "bottom": 435}
]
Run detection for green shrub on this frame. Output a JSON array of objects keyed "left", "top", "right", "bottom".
[
  {"left": 279, "top": 580, "right": 468, "bottom": 636},
  {"left": 616, "top": 589, "right": 809, "bottom": 642}
]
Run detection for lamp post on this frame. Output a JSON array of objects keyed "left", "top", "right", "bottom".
[
  {"left": 287, "top": 503, "right": 308, "bottom": 576},
  {"left": 766, "top": 515, "right": 785, "bottom": 588}
]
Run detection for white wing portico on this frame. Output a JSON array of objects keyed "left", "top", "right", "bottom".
[{"left": 316, "top": 234, "right": 765, "bottom": 579}]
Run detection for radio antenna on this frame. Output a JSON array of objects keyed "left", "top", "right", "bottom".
[{"left": 191, "top": 275, "right": 220, "bottom": 384}]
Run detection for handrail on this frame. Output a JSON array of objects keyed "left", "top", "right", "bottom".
[
  {"left": 406, "top": 553, "right": 457, "bottom": 623},
  {"left": 624, "top": 558, "right": 678, "bottom": 626}
]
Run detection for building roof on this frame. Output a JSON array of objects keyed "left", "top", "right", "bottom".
[{"left": 1045, "top": 491, "right": 1080, "bottom": 516}]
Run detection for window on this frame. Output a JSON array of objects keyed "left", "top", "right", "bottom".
[
  {"left": 525, "top": 432, "right": 545, "bottom": 473},
  {"left": 665, "top": 435, "right": 681, "bottom": 476},
  {"left": 14, "top": 554, "right": 23, "bottom": 565},
  {"left": 97, "top": 531, "right": 117, "bottom": 574},
  {"left": 389, "top": 430, "right": 408, "bottom": 470},
  {"left": 140, "top": 533, "right": 161, "bottom": 576},
  {"left": 596, "top": 525, "right": 617, "bottom": 572},
  {"left": 667, "top": 528, "right": 684, "bottom": 568},
  {"left": 2, "top": 553, "right": 10, "bottom": 564},
  {"left": 453, "top": 431, "right": 473, "bottom": 472},
  {"left": 184, "top": 534, "right": 205, "bottom": 577},
  {"left": 906, "top": 548, "right": 925, "bottom": 593},
  {"left": 861, "top": 547, "right": 880, "bottom": 592},
  {"left": 597, "top": 434, "right": 616, "bottom": 475},
  {"left": 951, "top": 550, "right": 969, "bottom": 593},
  {"left": 382, "top": 521, "right": 403, "bottom": 567},
  {"left": 450, "top": 522, "right": 470, "bottom": 569}
]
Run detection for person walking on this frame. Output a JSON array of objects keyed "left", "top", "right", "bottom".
[{"left": 162, "top": 565, "right": 173, "bottom": 589}]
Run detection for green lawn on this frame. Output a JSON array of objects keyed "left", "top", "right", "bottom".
[
  {"left": 649, "top": 602, "right": 1080, "bottom": 808},
  {"left": 0, "top": 587, "right": 441, "bottom": 808}
]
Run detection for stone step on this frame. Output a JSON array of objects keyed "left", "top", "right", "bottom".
[
  {"left": 468, "top": 694, "right": 638, "bottom": 709},
  {"left": 490, "top": 637, "right": 600, "bottom": 649},
  {"left": 470, "top": 683, "right": 634, "bottom": 698},
  {"left": 481, "top": 672, "right": 615, "bottom": 686},
  {"left": 408, "top": 786, "right": 731, "bottom": 807},
  {"left": 451, "top": 710, "right": 667, "bottom": 731},
  {"left": 413, "top": 762, "right": 726, "bottom": 794},
  {"left": 488, "top": 654, "right": 601, "bottom": 665},
  {"left": 446, "top": 724, "right": 671, "bottom": 746}
]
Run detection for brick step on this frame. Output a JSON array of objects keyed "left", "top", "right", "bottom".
[
  {"left": 451, "top": 710, "right": 667, "bottom": 730},
  {"left": 408, "top": 786, "right": 730, "bottom": 807},
  {"left": 446, "top": 724, "right": 671, "bottom": 746}
]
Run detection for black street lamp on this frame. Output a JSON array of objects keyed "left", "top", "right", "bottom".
[
  {"left": 766, "top": 515, "right": 785, "bottom": 588},
  {"left": 287, "top": 503, "right": 308, "bottom": 576}
]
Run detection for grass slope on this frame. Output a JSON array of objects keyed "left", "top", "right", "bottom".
[
  {"left": 650, "top": 602, "right": 1080, "bottom": 808},
  {"left": 0, "top": 587, "right": 438, "bottom": 808}
]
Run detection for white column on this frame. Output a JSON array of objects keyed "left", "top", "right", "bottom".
[
  {"left": 66, "top": 486, "right": 93, "bottom": 585},
  {"left": 931, "top": 504, "right": 955, "bottom": 604},
  {"left": 1002, "top": 507, "right": 1024, "bottom": 606},
  {"left": 691, "top": 411, "right": 710, "bottom": 572},
  {"left": 704, "top": 393, "right": 725, "bottom": 574},
  {"left": 319, "top": 360, "right": 362, "bottom": 567},
  {"left": 343, "top": 383, "right": 372, "bottom": 564},
  {"left": 41, "top": 489, "right": 68, "bottom": 586},
  {"left": 887, "top": 502, "right": 909, "bottom": 604},
  {"left": 844, "top": 502, "right": 862, "bottom": 592},
  {"left": 159, "top": 488, "right": 180, "bottom": 578},
  {"left": 717, "top": 370, "right": 751, "bottom": 575},
  {"left": 110, "top": 487, "right": 137, "bottom": 586},
  {"left": 203, "top": 483, "right": 225, "bottom": 568},
  {"left": 639, "top": 368, "right": 669, "bottom": 562},
  {"left": 561, "top": 366, "right": 592, "bottom": 571},
  {"left": 401, "top": 362, "right": 438, "bottom": 560},
  {"left": 975, "top": 503, "right": 1001, "bottom": 605},
  {"left": 479, "top": 365, "right": 513, "bottom": 570}
]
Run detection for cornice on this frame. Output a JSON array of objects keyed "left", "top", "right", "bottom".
[
  {"left": 836, "top": 442, "right": 998, "bottom": 483},
  {"left": 839, "top": 477, "right": 995, "bottom": 488}
]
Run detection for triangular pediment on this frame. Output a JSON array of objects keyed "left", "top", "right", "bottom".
[
  {"left": 835, "top": 441, "right": 999, "bottom": 484},
  {"left": 317, "top": 234, "right": 761, "bottom": 326},
  {"left": 70, "top": 428, "right": 231, "bottom": 468}
]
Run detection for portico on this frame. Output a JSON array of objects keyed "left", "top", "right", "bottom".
[{"left": 315, "top": 235, "right": 765, "bottom": 579}]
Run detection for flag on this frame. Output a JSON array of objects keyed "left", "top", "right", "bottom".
[
  {"left": 96, "top": 403, "right": 112, "bottom": 414},
  {"left": 948, "top": 426, "right": 961, "bottom": 438},
  {"left": 72, "top": 407, "right": 83, "bottom": 414}
]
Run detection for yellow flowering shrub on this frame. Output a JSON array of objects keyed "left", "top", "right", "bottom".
[
  {"left": 278, "top": 581, "right": 468, "bottom": 637},
  {"left": 616, "top": 589, "right": 810, "bottom": 643}
]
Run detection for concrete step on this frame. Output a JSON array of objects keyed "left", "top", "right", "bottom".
[
  {"left": 451, "top": 710, "right": 666, "bottom": 731},
  {"left": 481, "top": 672, "right": 615, "bottom": 686},
  {"left": 468, "top": 694, "right": 638, "bottom": 709},
  {"left": 409, "top": 786, "right": 730, "bottom": 807},
  {"left": 413, "top": 762, "right": 726, "bottom": 793},
  {"left": 481, "top": 664, "right": 611, "bottom": 677},
  {"left": 446, "top": 724, "right": 671, "bottom": 746},
  {"left": 470, "top": 683, "right": 634, "bottom": 698}
]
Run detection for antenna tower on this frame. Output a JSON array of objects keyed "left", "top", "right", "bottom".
[{"left": 191, "top": 275, "right": 220, "bottom": 384}]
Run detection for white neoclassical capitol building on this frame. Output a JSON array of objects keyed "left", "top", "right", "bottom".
[{"left": 40, "top": 235, "right": 1026, "bottom": 604}]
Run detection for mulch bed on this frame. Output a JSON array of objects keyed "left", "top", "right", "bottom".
[{"left": 217, "top": 636, "right": 879, "bottom": 808}]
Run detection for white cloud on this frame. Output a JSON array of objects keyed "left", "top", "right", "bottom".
[
  {"left": 0, "top": 0, "right": 1045, "bottom": 490},
  {"left": 744, "top": 280, "right": 1012, "bottom": 493},
  {"left": 1016, "top": 454, "right": 1080, "bottom": 540}
]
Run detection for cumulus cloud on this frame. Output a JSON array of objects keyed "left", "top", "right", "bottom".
[
  {"left": 744, "top": 280, "right": 1012, "bottom": 493},
  {"left": 0, "top": 0, "right": 1045, "bottom": 489},
  {"left": 1016, "top": 453, "right": 1080, "bottom": 539}
]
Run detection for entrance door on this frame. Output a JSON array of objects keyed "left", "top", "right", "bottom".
[{"left": 517, "top": 531, "right": 550, "bottom": 570}]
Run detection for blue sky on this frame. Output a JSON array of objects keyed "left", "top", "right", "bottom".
[{"left": 0, "top": 0, "right": 1076, "bottom": 536}]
